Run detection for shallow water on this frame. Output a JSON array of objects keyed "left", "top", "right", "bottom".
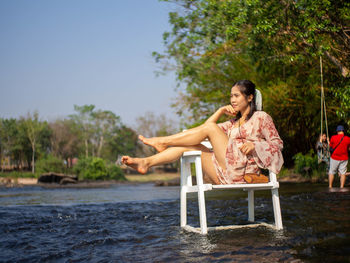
[{"left": 0, "top": 183, "right": 349, "bottom": 262}]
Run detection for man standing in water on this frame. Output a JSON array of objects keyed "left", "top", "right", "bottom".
[{"left": 328, "top": 125, "right": 350, "bottom": 188}]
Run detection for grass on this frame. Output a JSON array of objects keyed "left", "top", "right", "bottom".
[
  {"left": 125, "top": 172, "right": 180, "bottom": 183},
  {"left": 0, "top": 170, "right": 180, "bottom": 183},
  {"left": 0, "top": 171, "right": 37, "bottom": 178}
]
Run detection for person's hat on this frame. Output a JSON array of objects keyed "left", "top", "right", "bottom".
[{"left": 336, "top": 125, "right": 345, "bottom": 132}]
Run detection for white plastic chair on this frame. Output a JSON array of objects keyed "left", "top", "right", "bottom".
[
  {"left": 180, "top": 145, "right": 283, "bottom": 234},
  {"left": 179, "top": 88, "right": 282, "bottom": 234}
]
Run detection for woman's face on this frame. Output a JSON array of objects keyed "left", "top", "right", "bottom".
[{"left": 230, "top": 85, "right": 252, "bottom": 114}]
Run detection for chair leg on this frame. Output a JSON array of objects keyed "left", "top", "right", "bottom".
[
  {"left": 195, "top": 156, "right": 207, "bottom": 234},
  {"left": 271, "top": 189, "right": 283, "bottom": 230},
  {"left": 198, "top": 186, "right": 208, "bottom": 234},
  {"left": 180, "top": 186, "right": 187, "bottom": 227},
  {"left": 180, "top": 158, "right": 190, "bottom": 228},
  {"left": 248, "top": 190, "right": 254, "bottom": 222}
]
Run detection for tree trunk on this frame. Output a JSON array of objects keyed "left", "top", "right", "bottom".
[
  {"left": 32, "top": 146, "right": 35, "bottom": 174},
  {"left": 0, "top": 149, "right": 3, "bottom": 172},
  {"left": 325, "top": 51, "right": 350, "bottom": 78},
  {"left": 85, "top": 139, "right": 88, "bottom": 158},
  {"left": 97, "top": 135, "right": 104, "bottom": 157}
]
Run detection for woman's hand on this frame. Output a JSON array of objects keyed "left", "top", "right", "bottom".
[
  {"left": 220, "top": 105, "right": 237, "bottom": 117},
  {"left": 205, "top": 105, "right": 237, "bottom": 124},
  {"left": 239, "top": 142, "right": 255, "bottom": 155}
]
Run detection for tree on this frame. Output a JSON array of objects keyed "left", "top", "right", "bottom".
[
  {"left": 21, "top": 112, "right": 46, "bottom": 173},
  {"left": 69, "top": 104, "right": 130, "bottom": 161},
  {"left": 70, "top": 105, "right": 95, "bottom": 158},
  {"left": 91, "top": 110, "right": 120, "bottom": 157},
  {"left": 107, "top": 125, "right": 139, "bottom": 161},
  {"left": 0, "top": 118, "right": 30, "bottom": 170},
  {"left": 155, "top": 0, "right": 349, "bottom": 164},
  {"left": 0, "top": 119, "right": 4, "bottom": 171},
  {"left": 49, "top": 119, "right": 81, "bottom": 167}
]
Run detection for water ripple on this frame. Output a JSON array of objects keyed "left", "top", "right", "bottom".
[{"left": 0, "top": 183, "right": 350, "bottom": 262}]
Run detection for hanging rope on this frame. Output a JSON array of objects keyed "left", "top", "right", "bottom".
[
  {"left": 320, "top": 56, "right": 324, "bottom": 138},
  {"left": 319, "top": 56, "right": 330, "bottom": 162}
]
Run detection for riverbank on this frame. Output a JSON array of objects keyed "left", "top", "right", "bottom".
[
  {"left": 0, "top": 173, "right": 181, "bottom": 188},
  {"left": 0, "top": 172, "right": 334, "bottom": 189}
]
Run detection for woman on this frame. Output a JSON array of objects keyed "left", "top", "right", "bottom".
[
  {"left": 122, "top": 80, "right": 283, "bottom": 184},
  {"left": 316, "top": 133, "right": 330, "bottom": 168}
]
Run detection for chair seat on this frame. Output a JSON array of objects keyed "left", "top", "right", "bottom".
[
  {"left": 212, "top": 182, "right": 278, "bottom": 190},
  {"left": 180, "top": 148, "right": 283, "bottom": 234}
]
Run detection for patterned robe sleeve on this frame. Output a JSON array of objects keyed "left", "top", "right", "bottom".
[
  {"left": 253, "top": 113, "right": 284, "bottom": 174},
  {"left": 217, "top": 120, "right": 234, "bottom": 135}
]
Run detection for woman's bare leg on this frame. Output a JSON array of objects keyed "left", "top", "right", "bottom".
[
  {"left": 122, "top": 145, "right": 208, "bottom": 174},
  {"left": 201, "top": 151, "right": 221, "bottom": 184},
  {"left": 139, "top": 122, "right": 228, "bottom": 169},
  {"left": 122, "top": 145, "right": 222, "bottom": 184}
]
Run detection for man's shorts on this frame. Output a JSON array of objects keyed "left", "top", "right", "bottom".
[{"left": 329, "top": 158, "right": 348, "bottom": 175}]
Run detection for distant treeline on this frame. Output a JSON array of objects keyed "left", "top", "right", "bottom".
[{"left": 0, "top": 105, "right": 177, "bottom": 176}]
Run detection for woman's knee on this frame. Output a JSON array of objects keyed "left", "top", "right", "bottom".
[{"left": 202, "top": 122, "right": 220, "bottom": 134}]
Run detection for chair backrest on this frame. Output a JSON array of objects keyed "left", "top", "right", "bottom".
[
  {"left": 255, "top": 89, "right": 262, "bottom": 111},
  {"left": 201, "top": 140, "right": 212, "bottom": 149}
]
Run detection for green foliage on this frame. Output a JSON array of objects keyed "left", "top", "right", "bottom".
[
  {"left": 0, "top": 171, "right": 36, "bottom": 178},
  {"left": 0, "top": 118, "right": 31, "bottom": 168},
  {"left": 73, "top": 157, "right": 125, "bottom": 181},
  {"left": 277, "top": 167, "right": 290, "bottom": 178},
  {"left": 69, "top": 105, "right": 125, "bottom": 159},
  {"left": 107, "top": 125, "right": 139, "bottom": 160},
  {"left": 293, "top": 151, "right": 324, "bottom": 178},
  {"left": 107, "top": 165, "right": 126, "bottom": 181},
  {"left": 35, "top": 154, "right": 66, "bottom": 176},
  {"left": 21, "top": 111, "right": 49, "bottom": 173},
  {"left": 157, "top": 0, "right": 350, "bottom": 165},
  {"left": 333, "top": 83, "right": 350, "bottom": 127}
]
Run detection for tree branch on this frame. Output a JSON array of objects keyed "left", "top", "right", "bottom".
[{"left": 325, "top": 51, "right": 350, "bottom": 78}]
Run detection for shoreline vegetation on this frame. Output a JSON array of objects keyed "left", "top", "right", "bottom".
[
  {"left": 0, "top": 170, "right": 331, "bottom": 188},
  {"left": 0, "top": 172, "right": 182, "bottom": 188}
]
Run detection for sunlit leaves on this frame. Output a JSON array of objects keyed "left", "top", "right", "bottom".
[{"left": 157, "top": 0, "right": 350, "bottom": 164}]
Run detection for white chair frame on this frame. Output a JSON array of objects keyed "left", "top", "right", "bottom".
[{"left": 180, "top": 148, "right": 283, "bottom": 235}]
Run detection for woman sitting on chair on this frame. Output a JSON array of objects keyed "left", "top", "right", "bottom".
[{"left": 122, "top": 80, "right": 283, "bottom": 185}]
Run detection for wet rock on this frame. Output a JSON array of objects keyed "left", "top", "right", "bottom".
[
  {"left": 0, "top": 177, "right": 15, "bottom": 187},
  {"left": 155, "top": 177, "right": 180, "bottom": 186},
  {"left": 38, "top": 172, "right": 78, "bottom": 184},
  {"left": 60, "top": 177, "right": 78, "bottom": 185}
]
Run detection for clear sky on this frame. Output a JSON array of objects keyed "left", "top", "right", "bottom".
[{"left": 0, "top": 0, "right": 180, "bottom": 127}]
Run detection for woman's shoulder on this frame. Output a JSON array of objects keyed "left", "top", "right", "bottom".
[{"left": 252, "top": 111, "right": 272, "bottom": 119}]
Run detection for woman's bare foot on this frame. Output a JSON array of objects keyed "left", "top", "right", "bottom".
[
  {"left": 121, "top": 156, "right": 149, "bottom": 174},
  {"left": 139, "top": 135, "right": 167, "bottom": 152}
]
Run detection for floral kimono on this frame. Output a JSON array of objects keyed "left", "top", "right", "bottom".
[{"left": 212, "top": 111, "right": 284, "bottom": 184}]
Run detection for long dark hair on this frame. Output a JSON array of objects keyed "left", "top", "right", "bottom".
[{"left": 233, "top": 80, "right": 257, "bottom": 121}]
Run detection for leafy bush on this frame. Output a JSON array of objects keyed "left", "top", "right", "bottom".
[
  {"left": 35, "top": 154, "right": 66, "bottom": 175},
  {"left": 73, "top": 157, "right": 125, "bottom": 181},
  {"left": 277, "top": 167, "right": 291, "bottom": 178},
  {"left": 293, "top": 151, "right": 321, "bottom": 178},
  {"left": 107, "top": 164, "right": 126, "bottom": 181}
]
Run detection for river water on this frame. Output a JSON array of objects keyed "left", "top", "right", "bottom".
[{"left": 0, "top": 183, "right": 349, "bottom": 262}]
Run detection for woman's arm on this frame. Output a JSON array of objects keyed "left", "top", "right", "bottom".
[
  {"left": 205, "top": 105, "right": 236, "bottom": 124},
  {"left": 253, "top": 113, "right": 284, "bottom": 174}
]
